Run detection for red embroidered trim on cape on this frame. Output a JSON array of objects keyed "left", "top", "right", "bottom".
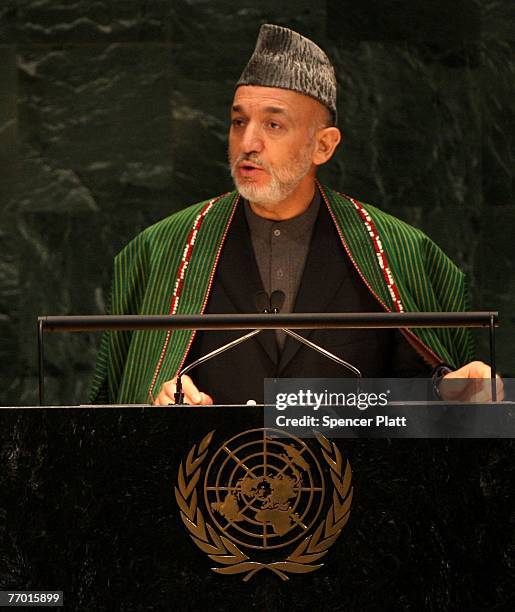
[
  {"left": 347, "top": 196, "right": 405, "bottom": 313},
  {"left": 148, "top": 199, "right": 215, "bottom": 400}
]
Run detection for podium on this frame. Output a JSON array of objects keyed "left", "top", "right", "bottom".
[
  {"left": 0, "top": 403, "right": 512, "bottom": 610},
  {"left": 5, "top": 310, "right": 506, "bottom": 607}
]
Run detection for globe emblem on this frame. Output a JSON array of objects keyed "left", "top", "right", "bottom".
[{"left": 204, "top": 428, "right": 326, "bottom": 550}]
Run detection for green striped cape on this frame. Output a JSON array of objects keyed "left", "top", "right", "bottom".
[{"left": 90, "top": 184, "right": 474, "bottom": 404}]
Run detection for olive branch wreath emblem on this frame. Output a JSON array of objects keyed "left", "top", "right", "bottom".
[{"left": 174, "top": 430, "right": 353, "bottom": 581}]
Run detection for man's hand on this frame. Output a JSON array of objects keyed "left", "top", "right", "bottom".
[
  {"left": 153, "top": 375, "right": 214, "bottom": 406},
  {"left": 439, "top": 360, "right": 504, "bottom": 402}
]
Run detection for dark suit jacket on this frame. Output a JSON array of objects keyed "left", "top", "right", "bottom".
[{"left": 187, "top": 202, "right": 431, "bottom": 404}]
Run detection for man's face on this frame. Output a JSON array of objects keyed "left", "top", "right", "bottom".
[{"left": 228, "top": 86, "right": 326, "bottom": 208}]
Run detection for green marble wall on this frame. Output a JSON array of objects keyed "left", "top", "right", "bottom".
[{"left": 0, "top": 1, "right": 513, "bottom": 405}]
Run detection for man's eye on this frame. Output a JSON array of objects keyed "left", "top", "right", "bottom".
[
  {"left": 232, "top": 118, "right": 245, "bottom": 127},
  {"left": 268, "top": 121, "right": 281, "bottom": 130}
]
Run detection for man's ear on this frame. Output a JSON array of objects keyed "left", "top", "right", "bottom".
[{"left": 312, "top": 127, "right": 341, "bottom": 166}]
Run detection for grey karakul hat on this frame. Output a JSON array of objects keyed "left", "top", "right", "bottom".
[{"left": 237, "top": 24, "right": 337, "bottom": 124}]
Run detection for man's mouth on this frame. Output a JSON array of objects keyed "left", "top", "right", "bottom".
[{"left": 237, "top": 161, "right": 265, "bottom": 178}]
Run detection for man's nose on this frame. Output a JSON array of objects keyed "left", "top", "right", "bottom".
[{"left": 241, "top": 122, "right": 264, "bottom": 154}]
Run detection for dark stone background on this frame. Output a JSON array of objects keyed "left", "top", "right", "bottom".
[{"left": 0, "top": 2, "right": 513, "bottom": 402}]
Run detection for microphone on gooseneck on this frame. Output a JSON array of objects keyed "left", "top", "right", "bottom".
[
  {"left": 172, "top": 290, "right": 361, "bottom": 404},
  {"left": 255, "top": 290, "right": 284, "bottom": 314},
  {"left": 266, "top": 290, "right": 362, "bottom": 378},
  {"left": 255, "top": 291, "right": 271, "bottom": 313},
  {"left": 270, "top": 290, "right": 285, "bottom": 314},
  {"left": 172, "top": 291, "right": 277, "bottom": 404}
]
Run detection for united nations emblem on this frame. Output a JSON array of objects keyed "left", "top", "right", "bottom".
[{"left": 175, "top": 428, "right": 352, "bottom": 581}]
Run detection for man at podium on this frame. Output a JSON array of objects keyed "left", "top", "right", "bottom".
[{"left": 90, "top": 24, "right": 498, "bottom": 406}]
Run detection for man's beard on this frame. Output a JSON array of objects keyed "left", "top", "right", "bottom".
[{"left": 229, "top": 142, "right": 315, "bottom": 210}]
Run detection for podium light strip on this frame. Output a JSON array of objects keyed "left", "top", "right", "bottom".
[{"left": 38, "top": 312, "right": 498, "bottom": 332}]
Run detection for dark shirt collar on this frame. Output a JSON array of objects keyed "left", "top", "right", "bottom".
[{"left": 243, "top": 188, "right": 321, "bottom": 239}]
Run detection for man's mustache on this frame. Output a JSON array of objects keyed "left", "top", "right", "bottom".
[{"left": 232, "top": 154, "right": 269, "bottom": 171}]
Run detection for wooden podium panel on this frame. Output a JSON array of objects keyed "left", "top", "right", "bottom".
[{"left": 0, "top": 405, "right": 512, "bottom": 610}]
